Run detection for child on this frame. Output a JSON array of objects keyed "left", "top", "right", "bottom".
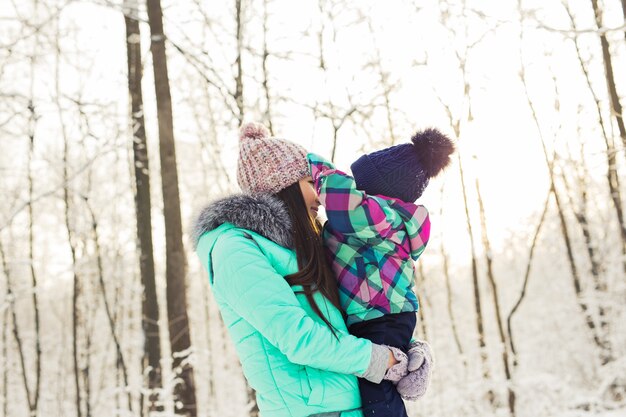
[{"left": 306, "top": 128, "right": 454, "bottom": 417}]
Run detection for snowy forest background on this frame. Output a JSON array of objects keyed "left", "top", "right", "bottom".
[{"left": 1, "top": 0, "right": 625, "bottom": 416}]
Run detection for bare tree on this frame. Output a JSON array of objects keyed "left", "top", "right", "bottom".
[
  {"left": 474, "top": 168, "right": 516, "bottom": 416},
  {"left": 235, "top": 0, "right": 245, "bottom": 125},
  {"left": 507, "top": 191, "right": 551, "bottom": 362},
  {"left": 123, "top": 1, "right": 163, "bottom": 413},
  {"left": 557, "top": 144, "right": 610, "bottom": 343},
  {"left": 2, "top": 230, "right": 36, "bottom": 417},
  {"left": 430, "top": 44, "right": 493, "bottom": 397},
  {"left": 587, "top": 0, "right": 626, "bottom": 274},
  {"left": 589, "top": 0, "right": 626, "bottom": 152},
  {"left": 53, "top": 14, "right": 85, "bottom": 414},
  {"left": 83, "top": 194, "right": 134, "bottom": 413},
  {"left": 0, "top": 234, "right": 16, "bottom": 417},
  {"left": 190, "top": 77, "right": 233, "bottom": 195},
  {"left": 61, "top": 143, "right": 83, "bottom": 417},
  {"left": 517, "top": 0, "right": 606, "bottom": 366},
  {"left": 438, "top": 187, "right": 465, "bottom": 366},
  {"left": 311, "top": 0, "right": 373, "bottom": 162},
  {"left": 363, "top": 12, "right": 399, "bottom": 145},
  {"left": 432, "top": 2, "right": 539, "bottom": 411},
  {"left": 457, "top": 151, "right": 493, "bottom": 404},
  {"left": 6, "top": 3, "right": 46, "bottom": 414},
  {"left": 553, "top": 2, "right": 618, "bottom": 370},
  {"left": 200, "top": 288, "right": 216, "bottom": 411},
  {"left": 26, "top": 31, "right": 42, "bottom": 417},
  {"left": 163, "top": 2, "right": 245, "bottom": 127},
  {"left": 146, "top": 0, "right": 197, "bottom": 414},
  {"left": 261, "top": 0, "right": 275, "bottom": 134}
]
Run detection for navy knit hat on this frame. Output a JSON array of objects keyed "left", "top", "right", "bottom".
[{"left": 350, "top": 128, "right": 455, "bottom": 202}]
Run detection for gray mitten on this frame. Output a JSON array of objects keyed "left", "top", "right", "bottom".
[
  {"left": 407, "top": 339, "right": 429, "bottom": 371},
  {"left": 396, "top": 340, "right": 434, "bottom": 401},
  {"left": 382, "top": 345, "right": 409, "bottom": 382}
]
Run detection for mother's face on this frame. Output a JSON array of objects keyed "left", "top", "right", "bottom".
[{"left": 298, "top": 176, "right": 321, "bottom": 219}]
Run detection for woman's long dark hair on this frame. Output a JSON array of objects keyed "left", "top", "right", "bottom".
[{"left": 275, "top": 181, "right": 343, "bottom": 338}]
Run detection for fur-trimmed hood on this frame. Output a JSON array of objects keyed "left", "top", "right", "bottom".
[{"left": 192, "top": 193, "right": 293, "bottom": 249}]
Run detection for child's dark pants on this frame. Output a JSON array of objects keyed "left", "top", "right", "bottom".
[{"left": 349, "top": 312, "right": 416, "bottom": 417}]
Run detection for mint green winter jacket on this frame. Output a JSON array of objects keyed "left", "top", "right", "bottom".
[{"left": 193, "top": 193, "right": 385, "bottom": 417}]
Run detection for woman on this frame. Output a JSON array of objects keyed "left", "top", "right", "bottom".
[{"left": 192, "top": 123, "right": 413, "bottom": 417}]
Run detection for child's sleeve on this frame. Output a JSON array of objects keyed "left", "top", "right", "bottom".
[
  {"left": 307, "top": 153, "right": 430, "bottom": 251},
  {"left": 392, "top": 198, "right": 431, "bottom": 261}
]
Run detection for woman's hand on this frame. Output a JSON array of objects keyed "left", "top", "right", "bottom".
[{"left": 382, "top": 346, "right": 408, "bottom": 382}]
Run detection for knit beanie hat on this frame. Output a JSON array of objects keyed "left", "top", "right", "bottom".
[
  {"left": 237, "top": 122, "right": 310, "bottom": 194},
  {"left": 350, "top": 128, "right": 455, "bottom": 202}
]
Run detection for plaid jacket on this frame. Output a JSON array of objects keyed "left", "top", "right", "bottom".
[{"left": 307, "top": 153, "right": 431, "bottom": 326}]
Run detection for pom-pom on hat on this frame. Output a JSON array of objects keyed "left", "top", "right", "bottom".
[
  {"left": 237, "top": 122, "right": 310, "bottom": 194},
  {"left": 350, "top": 128, "right": 455, "bottom": 202}
]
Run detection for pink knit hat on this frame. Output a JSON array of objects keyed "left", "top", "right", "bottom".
[{"left": 237, "top": 122, "right": 310, "bottom": 194}]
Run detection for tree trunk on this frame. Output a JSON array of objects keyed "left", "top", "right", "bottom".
[
  {"left": 114, "top": 271, "right": 128, "bottom": 417},
  {"left": 1, "top": 238, "right": 16, "bottom": 417},
  {"left": 67, "top": 170, "right": 83, "bottom": 417},
  {"left": 202, "top": 286, "right": 216, "bottom": 409},
  {"left": 124, "top": 1, "right": 163, "bottom": 412},
  {"left": 590, "top": 0, "right": 626, "bottom": 152},
  {"left": 145, "top": 0, "right": 197, "bottom": 415},
  {"left": 63, "top": 128, "right": 83, "bottom": 417},
  {"left": 21, "top": 3, "right": 43, "bottom": 412},
  {"left": 84, "top": 329, "right": 91, "bottom": 417},
  {"left": 563, "top": 2, "right": 616, "bottom": 364},
  {"left": 558, "top": 156, "right": 612, "bottom": 361},
  {"left": 507, "top": 191, "right": 550, "bottom": 364},
  {"left": 59, "top": 78, "right": 82, "bottom": 417},
  {"left": 27, "top": 60, "right": 41, "bottom": 417},
  {"left": 84, "top": 199, "right": 134, "bottom": 412},
  {"left": 261, "top": 0, "right": 274, "bottom": 135},
  {"left": 331, "top": 125, "right": 339, "bottom": 162},
  {"left": 235, "top": 0, "right": 244, "bottom": 124},
  {"left": 589, "top": 0, "right": 626, "bottom": 274},
  {"left": 5, "top": 251, "right": 33, "bottom": 417},
  {"left": 414, "top": 263, "right": 428, "bottom": 340},
  {"left": 457, "top": 151, "right": 493, "bottom": 405},
  {"left": 2, "top": 307, "right": 7, "bottom": 417},
  {"left": 247, "top": 385, "right": 260, "bottom": 417},
  {"left": 622, "top": 0, "right": 626, "bottom": 42},
  {"left": 438, "top": 190, "right": 465, "bottom": 364},
  {"left": 474, "top": 176, "right": 516, "bottom": 416}
]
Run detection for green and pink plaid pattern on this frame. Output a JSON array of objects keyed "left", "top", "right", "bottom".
[{"left": 307, "top": 153, "right": 431, "bottom": 326}]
